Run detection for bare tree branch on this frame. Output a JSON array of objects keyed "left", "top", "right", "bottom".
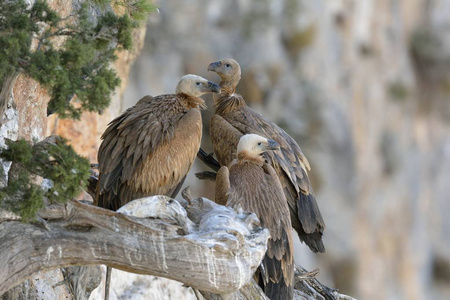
[
  {"left": 0, "top": 196, "right": 270, "bottom": 296},
  {"left": 292, "top": 266, "right": 356, "bottom": 300}
]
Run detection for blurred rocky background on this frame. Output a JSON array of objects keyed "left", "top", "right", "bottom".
[
  {"left": 2, "top": 0, "right": 450, "bottom": 299},
  {"left": 109, "top": 0, "right": 450, "bottom": 299}
]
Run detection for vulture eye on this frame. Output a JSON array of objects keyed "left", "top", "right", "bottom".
[
  {"left": 258, "top": 142, "right": 262, "bottom": 146},
  {"left": 225, "top": 64, "right": 231, "bottom": 68},
  {"left": 196, "top": 82, "right": 201, "bottom": 86}
]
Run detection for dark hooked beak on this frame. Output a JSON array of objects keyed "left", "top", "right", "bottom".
[
  {"left": 266, "top": 139, "right": 280, "bottom": 151},
  {"left": 207, "top": 81, "right": 221, "bottom": 93},
  {"left": 208, "top": 61, "right": 221, "bottom": 72}
]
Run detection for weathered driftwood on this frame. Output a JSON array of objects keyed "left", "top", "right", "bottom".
[
  {"left": 1, "top": 190, "right": 355, "bottom": 300},
  {"left": 197, "top": 279, "right": 269, "bottom": 300},
  {"left": 292, "top": 267, "right": 356, "bottom": 300},
  {"left": 0, "top": 195, "right": 270, "bottom": 296}
]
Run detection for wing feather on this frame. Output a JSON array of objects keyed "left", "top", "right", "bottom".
[
  {"left": 214, "top": 166, "right": 230, "bottom": 206},
  {"left": 210, "top": 115, "right": 242, "bottom": 165}
]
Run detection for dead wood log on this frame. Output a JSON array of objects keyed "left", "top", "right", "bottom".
[
  {"left": 0, "top": 196, "right": 270, "bottom": 296},
  {"left": 1, "top": 192, "right": 355, "bottom": 300}
]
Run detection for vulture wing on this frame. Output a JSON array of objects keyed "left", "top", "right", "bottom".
[
  {"left": 96, "top": 95, "right": 202, "bottom": 210},
  {"left": 213, "top": 105, "right": 325, "bottom": 253},
  {"left": 210, "top": 114, "right": 242, "bottom": 166},
  {"left": 214, "top": 166, "right": 230, "bottom": 206},
  {"left": 226, "top": 161, "right": 294, "bottom": 300}
]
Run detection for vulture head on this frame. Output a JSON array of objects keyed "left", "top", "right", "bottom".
[
  {"left": 237, "top": 134, "right": 280, "bottom": 160},
  {"left": 207, "top": 58, "right": 241, "bottom": 87},
  {"left": 176, "top": 74, "right": 221, "bottom": 97}
]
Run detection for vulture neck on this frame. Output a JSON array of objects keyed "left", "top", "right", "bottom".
[
  {"left": 219, "top": 81, "right": 237, "bottom": 96},
  {"left": 177, "top": 93, "right": 206, "bottom": 110},
  {"left": 236, "top": 151, "right": 265, "bottom": 166},
  {"left": 214, "top": 81, "right": 246, "bottom": 115}
]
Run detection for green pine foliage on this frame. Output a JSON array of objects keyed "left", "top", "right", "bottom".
[
  {"left": 0, "top": 0, "right": 155, "bottom": 220},
  {"left": 0, "top": 0, "right": 155, "bottom": 119},
  {"left": 0, "top": 137, "right": 91, "bottom": 222},
  {"left": 115, "top": 0, "right": 157, "bottom": 21}
]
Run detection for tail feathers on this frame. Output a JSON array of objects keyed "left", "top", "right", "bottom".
[
  {"left": 297, "top": 192, "right": 325, "bottom": 233},
  {"left": 292, "top": 216, "right": 325, "bottom": 253},
  {"left": 258, "top": 254, "right": 294, "bottom": 300},
  {"left": 258, "top": 271, "right": 294, "bottom": 300},
  {"left": 296, "top": 192, "right": 325, "bottom": 253},
  {"left": 298, "top": 230, "right": 325, "bottom": 253}
]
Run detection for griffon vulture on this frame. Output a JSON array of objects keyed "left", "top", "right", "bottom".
[
  {"left": 208, "top": 59, "right": 325, "bottom": 253},
  {"left": 216, "top": 134, "right": 294, "bottom": 300},
  {"left": 95, "top": 74, "right": 220, "bottom": 210},
  {"left": 95, "top": 74, "right": 219, "bottom": 300}
]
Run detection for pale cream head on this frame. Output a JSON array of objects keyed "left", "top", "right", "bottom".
[
  {"left": 237, "top": 134, "right": 280, "bottom": 157},
  {"left": 175, "top": 74, "right": 220, "bottom": 97}
]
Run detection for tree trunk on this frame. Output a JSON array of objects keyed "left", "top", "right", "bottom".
[{"left": 0, "top": 72, "right": 19, "bottom": 122}]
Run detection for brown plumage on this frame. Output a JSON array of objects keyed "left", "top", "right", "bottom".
[
  {"left": 95, "top": 74, "right": 220, "bottom": 210},
  {"left": 216, "top": 134, "right": 294, "bottom": 300},
  {"left": 208, "top": 59, "right": 325, "bottom": 253},
  {"left": 94, "top": 75, "right": 220, "bottom": 300}
]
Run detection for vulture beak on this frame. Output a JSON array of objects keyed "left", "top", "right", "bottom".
[
  {"left": 208, "top": 61, "right": 221, "bottom": 72},
  {"left": 266, "top": 139, "right": 280, "bottom": 151},
  {"left": 207, "top": 81, "right": 221, "bottom": 93}
]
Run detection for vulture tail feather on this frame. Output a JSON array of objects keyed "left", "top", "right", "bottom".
[
  {"left": 259, "top": 255, "right": 293, "bottom": 300},
  {"left": 297, "top": 192, "right": 325, "bottom": 233},
  {"left": 296, "top": 192, "right": 326, "bottom": 253}
]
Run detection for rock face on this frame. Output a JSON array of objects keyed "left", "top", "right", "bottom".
[
  {"left": 3, "top": 0, "right": 450, "bottom": 299},
  {"left": 122, "top": 1, "right": 450, "bottom": 299}
]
